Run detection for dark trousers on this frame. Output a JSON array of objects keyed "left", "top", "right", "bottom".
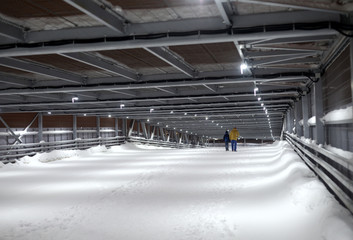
[
  {"left": 231, "top": 140, "right": 237, "bottom": 151},
  {"left": 225, "top": 141, "right": 229, "bottom": 151}
]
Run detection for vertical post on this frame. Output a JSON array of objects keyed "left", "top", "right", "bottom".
[
  {"left": 302, "top": 94, "right": 309, "bottom": 138},
  {"left": 137, "top": 120, "right": 140, "bottom": 138},
  {"left": 37, "top": 113, "right": 43, "bottom": 142},
  {"left": 122, "top": 119, "right": 127, "bottom": 137},
  {"left": 314, "top": 77, "right": 325, "bottom": 145},
  {"left": 73, "top": 115, "right": 77, "bottom": 140},
  {"left": 96, "top": 116, "right": 100, "bottom": 138},
  {"left": 350, "top": 40, "right": 353, "bottom": 121},
  {"left": 115, "top": 118, "right": 119, "bottom": 137},
  {"left": 128, "top": 119, "right": 135, "bottom": 137},
  {"left": 286, "top": 111, "right": 290, "bottom": 132},
  {"left": 295, "top": 101, "right": 301, "bottom": 137},
  {"left": 159, "top": 127, "right": 166, "bottom": 141}
]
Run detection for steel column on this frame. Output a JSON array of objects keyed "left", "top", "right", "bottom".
[
  {"left": 96, "top": 116, "right": 100, "bottom": 138},
  {"left": 313, "top": 78, "right": 325, "bottom": 145},
  {"left": 302, "top": 95, "right": 310, "bottom": 138},
  {"left": 295, "top": 101, "right": 301, "bottom": 137},
  {"left": 122, "top": 119, "right": 127, "bottom": 137},
  {"left": 128, "top": 119, "right": 135, "bottom": 137},
  {"left": 38, "top": 113, "right": 43, "bottom": 142},
  {"left": 351, "top": 40, "right": 353, "bottom": 116},
  {"left": 73, "top": 115, "right": 77, "bottom": 140},
  {"left": 115, "top": 118, "right": 119, "bottom": 137}
]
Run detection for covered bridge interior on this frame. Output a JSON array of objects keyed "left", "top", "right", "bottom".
[{"left": 0, "top": 0, "right": 352, "bottom": 239}]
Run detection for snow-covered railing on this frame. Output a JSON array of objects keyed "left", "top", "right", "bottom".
[
  {"left": 0, "top": 136, "right": 126, "bottom": 163},
  {"left": 128, "top": 136, "right": 201, "bottom": 149},
  {"left": 284, "top": 133, "right": 353, "bottom": 214}
]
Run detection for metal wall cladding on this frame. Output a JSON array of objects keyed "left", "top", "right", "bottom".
[
  {"left": 323, "top": 46, "right": 352, "bottom": 113},
  {"left": 43, "top": 115, "right": 73, "bottom": 128}
]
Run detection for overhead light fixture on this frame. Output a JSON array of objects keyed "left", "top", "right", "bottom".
[
  {"left": 261, "top": 103, "right": 264, "bottom": 107},
  {"left": 166, "top": 125, "right": 169, "bottom": 127},
  {"left": 108, "top": 115, "right": 111, "bottom": 118},
  {"left": 257, "top": 97, "right": 261, "bottom": 101},
  {"left": 205, "top": 117, "right": 208, "bottom": 120},
  {"left": 263, "top": 107, "right": 266, "bottom": 110},
  {"left": 254, "top": 82, "right": 259, "bottom": 96},
  {"left": 72, "top": 97, "right": 79, "bottom": 103},
  {"left": 194, "top": 114, "right": 197, "bottom": 117},
  {"left": 126, "top": 116, "right": 129, "bottom": 118},
  {"left": 147, "top": 119, "right": 150, "bottom": 122},
  {"left": 150, "top": 108, "right": 154, "bottom": 113},
  {"left": 212, "top": 120, "right": 214, "bottom": 123},
  {"left": 184, "top": 113, "right": 187, "bottom": 115},
  {"left": 48, "top": 112, "right": 51, "bottom": 115},
  {"left": 84, "top": 114, "right": 87, "bottom": 116},
  {"left": 120, "top": 104, "right": 125, "bottom": 109},
  {"left": 240, "top": 62, "right": 248, "bottom": 74},
  {"left": 170, "top": 111, "right": 174, "bottom": 114}
]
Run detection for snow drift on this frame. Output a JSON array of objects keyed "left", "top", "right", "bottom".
[{"left": 0, "top": 142, "right": 352, "bottom": 240}]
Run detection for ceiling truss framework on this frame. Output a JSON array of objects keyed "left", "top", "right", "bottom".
[{"left": 0, "top": 0, "right": 350, "bottom": 139}]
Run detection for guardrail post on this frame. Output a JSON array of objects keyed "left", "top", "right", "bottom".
[
  {"left": 302, "top": 94, "right": 310, "bottom": 139},
  {"left": 313, "top": 76, "right": 325, "bottom": 145}
]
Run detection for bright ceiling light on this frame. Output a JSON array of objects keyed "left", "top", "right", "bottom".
[
  {"left": 170, "top": 110, "right": 174, "bottom": 114},
  {"left": 83, "top": 114, "right": 87, "bottom": 116},
  {"left": 72, "top": 97, "right": 79, "bottom": 103},
  {"left": 240, "top": 63, "right": 248, "bottom": 74},
  {"left": 184, "top": 113, "right": 187, "bottom": 115},
  {"left": 261, "top": 103, "right": 264, "bottom": 107},
  {"left": 120, "top": 104, "right": 125, "bottom": 109},
  {"left": 254, "top": 87, "right": 259, "bottom": 96},
  {"left": 205, "top": 117, "right": 208, "bottom": 120},
  {"left": 147, "top": 119, "right": 150, "bottom": 122},
  {"left": 48, "top": 112, "right": 51, "bottom": 115},
  {"left": 108, "top": 115, "right": 111, "bottom": 118},
  {"left": 150, "top": 108, "right": 154, "bottom": 113},
  {"left": 257, "top": 97, "right": 261, "bottom": 101}
]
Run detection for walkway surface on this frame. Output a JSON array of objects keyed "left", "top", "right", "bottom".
[{"left": 0, "top": 142, "right": 352, "bottom": 240}]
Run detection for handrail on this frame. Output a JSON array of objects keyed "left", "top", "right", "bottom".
[
  {"left": 1, "top": 136, "right": 202, "bottom": 163},
  {"left": 284, "top": 132, "right": 353, "bottom": 214}
]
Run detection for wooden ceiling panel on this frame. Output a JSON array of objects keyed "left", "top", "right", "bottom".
[
  {"left": 99, "top": 49, "right": 170, "bottom": 69},
  {"left": 0, "top": 0, "right": 81, "bottom": 18},
  {"left": 170, "top": 43, "right": 241, "bottom": 65},
  {"left": 108, "top": 0, "right": 214, "bottom": 9}
]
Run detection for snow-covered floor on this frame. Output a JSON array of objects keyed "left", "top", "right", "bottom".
[{"left": 1, "top": 142, "right": 352, "bottom": 240}]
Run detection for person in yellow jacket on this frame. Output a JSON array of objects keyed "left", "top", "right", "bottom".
[{"left": 229, "top": 127, "right": 239, "bottom": 152}]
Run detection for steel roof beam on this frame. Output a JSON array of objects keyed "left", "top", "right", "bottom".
[
  {"left": 248, "top": 35, "right": 336, "bottom": 46},
  {"left": 144, "top": 47, "right": 197, "bottom": 78},
  {"left": 60, "top": 52, "right": 138, "bottom": 81},
  {"left": 0, "top": 91, "right": 298, "bottom": 108},
  {"left": 0, "top": 58, "right": 83, "bottom": 84},
  {"left": 0, "top": 76, "right": 307, "bottom": 96},
  {"left": 0, "top": 11, "right": 339, "bottom": 57},
  {"left": 62, "top": 0, "right": 126, "bottom": 33},
  {"left": 0, "top": 20, "right": 25, "bottom": 41},
  {"left": 251, "top": 55, "right": 320, "bottom": 66},
  {"left": 227, "top": 0, "right": 348, "bottom": 14},
  {"left": 244, "top": 50, "right": 319, "bottom": 59},
  {"left": 0, "top": 74, "right": 33, "bottom": 87}
]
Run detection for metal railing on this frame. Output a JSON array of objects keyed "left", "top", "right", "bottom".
[
  {"left": 284, "top": 132, "right": 353, "bottom": 214},
  {"left": 0, "top": 136, "right": 126, "bottom": 163},
  {"left": 1, "top": 136, "right": 202, "bottom": 163}
]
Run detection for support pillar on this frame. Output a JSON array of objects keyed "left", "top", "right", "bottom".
[
  {"left": 115, "top": 118, "right": 119, "bottom": 137},
  {"left": 295, "top": 101, "right": 301, "bottom": 137},
  {"left": 351, "top": 39, "right": 353, "bottom": 112},
  {"left": 38, "top": 113, "right": 43, "bottom": 142},
  {"left": 122, "top": 119, "right": 127, "bottom": 137},
  {"left": 73, "top": 115, "right": 77, "bottom": 140},
  {"left": 313, "top": 77, "right": 325, "bottom": 145},
  {"left": 96, "top": 116, "right": 100, "bottom": 138},
  {"left": 302, "top": 94, "right": 309, "bottom": 139}
]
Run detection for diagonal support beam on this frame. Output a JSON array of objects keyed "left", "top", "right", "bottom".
[
  {"left": 244, "top": 50, "right": 318, "bottom": 59},
  {"left": 0, "top": 20, "right": 25, "bottom": 41},
  {"left": 0, "top": 116, "right": 22, "bottom": 143},
  {"left": 128, "top": 119, "right": 135, "bottom": 137},
  {"left": 60, "top": 52, "right": 138, "bottom": 81},
  {"left": 203, "top": 84, "right": 217, "bottom": 93},
  {"left": 13, "top": 113, "right": 39, "bottom": 145},
  {"left": 155, "top": 87, "right": 177, "bottom": 95},
  {"left": 251, "top": 55, "right": 319, "bottom": 66},
  {"left": 0, "top": 58, "right": 83, "bottom": 84},
  {"left": 144, "top": 47, "right": 197, "bottom": 78},
  {"left": 62, "top": 0, "right": 126, "bottom": 33}
]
